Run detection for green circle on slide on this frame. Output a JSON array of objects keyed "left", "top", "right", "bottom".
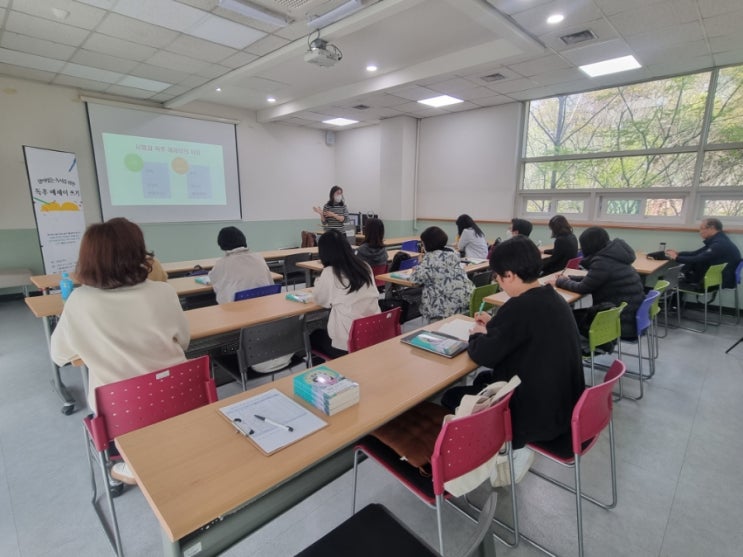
[{"left": 124, "top": 153, "right": 144, "bottom": 172}]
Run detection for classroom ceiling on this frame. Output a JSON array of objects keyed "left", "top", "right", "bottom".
[{"left": 1, "top": 0, "right": 743, "bottom": 130}]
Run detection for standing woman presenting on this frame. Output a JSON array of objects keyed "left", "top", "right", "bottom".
[{"left": 313, "top": 185, "right": 349, "bottom": 231}]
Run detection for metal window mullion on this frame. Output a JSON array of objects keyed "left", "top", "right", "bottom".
[{"left": 689, "top": 69, "right": 719, "bottom": 223}]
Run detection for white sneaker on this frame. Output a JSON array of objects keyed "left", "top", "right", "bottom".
[
  {"left": 512, "top": 448, "right": 535, "bottom": 483},
  {"left": 110, "top": 461, "right": 137, "bottom": 486}
]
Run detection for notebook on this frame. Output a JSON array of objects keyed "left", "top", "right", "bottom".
[{"left": 401, "top": 330, "right": 468, "bottom": 358}]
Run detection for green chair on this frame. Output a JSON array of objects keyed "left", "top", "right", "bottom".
[
  {"left": 585, "top": 302, "right": 627, "bottom": 391},
  {"left": 469, "top": 283, "right": 498, "bottom": 317},
  {"left": 650, "top": 279, "right": 669, "bottom": 358},
  {"left": 677, "top": 263, "right": 727, "bottom": 332}
]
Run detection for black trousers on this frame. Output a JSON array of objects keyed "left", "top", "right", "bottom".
[{"left": 309, "top": 328, "right": 348, "bottom": 359}]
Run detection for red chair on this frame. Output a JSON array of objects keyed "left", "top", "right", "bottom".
[
  {"left": 347, "top": 307, "right": 401, "bottom": 352},
  {"left": 352, "top": 391, "right": 516, "bottom": 555},
  {"left": 83, "top": 356, "right": 217, "bottom": 556},
  {"left": 371, "top": 263, "right": 388, "bottom": 288},
  {"left": 566, "top": 256, "right": 583, "bottom": 269},
  {"left": 526, "top": 359, "right": 626, "bottom": 557}
]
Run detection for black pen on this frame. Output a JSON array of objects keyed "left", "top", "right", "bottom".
[{"left": 254, "top": 414, "right": 294, "bottom": 432}]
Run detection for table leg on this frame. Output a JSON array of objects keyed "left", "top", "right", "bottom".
[{"left": 41, "top": 315, "right": 76, "bottom": 415}]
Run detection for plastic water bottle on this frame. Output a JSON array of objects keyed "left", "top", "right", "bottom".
[
  {"left": 59, "top": 272, "right": 74, "bottom": 302},
  {"left": 659, "top": 242, "right": 667, "bottom": 253}
]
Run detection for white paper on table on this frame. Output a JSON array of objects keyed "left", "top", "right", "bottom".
[{"left": 437, "top": 318, "right": 476, "bottom": 341}]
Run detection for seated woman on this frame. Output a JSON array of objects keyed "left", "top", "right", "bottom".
[
  {"left": 441, "top": 236, "right": 585, "bottom": 476},
  {"left": 356, "top": 217, "right": 388, "bottom": 268},
  {"left": 540, "top": 214, "right": 578, "bottom": 275},
  {"left": 50, "top": 217, "right": 189, "bottom": 484},
  {"left": 311, "top": 230, "right": 381, "bottom": 358},
  {"left": 209, "top": 226, "right": 275, "bottom": 304},
  {"left": 409, "top": 226, "right": 474, "bottom": 321},
  {"left": 455, "top": 214, "right": 489, "bottom": 259},
  {"left": 546, "top": 226, "right": 645, "bottom": 339}
]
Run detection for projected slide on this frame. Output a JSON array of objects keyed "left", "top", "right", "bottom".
[{"left": 102, "top": 133, "right": 226, "bottom": 206}]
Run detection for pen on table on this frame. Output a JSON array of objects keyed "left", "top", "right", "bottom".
[
  {"left": 232, "top": 417, "right": 254, "bottom": 436},
  {"left": 254, "top": 414, "right": 294, "bottom": 432}
]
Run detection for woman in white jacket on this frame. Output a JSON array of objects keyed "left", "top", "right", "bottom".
[{"left": 311, "top": 230, "right": 380, "bottom": 358}]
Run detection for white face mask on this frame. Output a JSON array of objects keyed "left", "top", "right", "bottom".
[{"left": 333, "top": 195, "right": 343, "bottom": 203}]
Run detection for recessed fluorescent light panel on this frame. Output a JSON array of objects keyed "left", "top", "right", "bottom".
[
  {"left": 579, "top": 55, "right": 641, "bottom": 77},
  {"left": 323, "top": 118, "right": 358, "bottom": 126},
  {"left": 418, "top": 95, "right": 463, "bottom": 108},
  {"left": 219, "top": 0, "right": 289, "bottom": 27},
  {"left": 366, "top": 64, "right": 378, "bottom": 72},
  {"left": 267, "top": 96, "right": 276, "bottom": 103},
  {"left": 546, "top": 14, "right": 564, "bottom": 24}
]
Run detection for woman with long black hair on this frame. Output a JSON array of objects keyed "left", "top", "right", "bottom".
[
  {"left": 311, "top": 230, "right": 380, "bottom": 358},
  {"left": 455, "top": 214, "right": 488, "bottom": 259}
]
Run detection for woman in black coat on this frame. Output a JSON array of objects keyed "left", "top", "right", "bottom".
[
  {"left": 549, "top": 226, "right": 645, "bottom": 338},
  {"left": 541, "top": 215, "right": 578, "bottom": 275}
]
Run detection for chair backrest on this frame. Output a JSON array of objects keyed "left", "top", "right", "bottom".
[
  {"left": 400, "top": 240, "right": 419, "bottom": 253},
  {"left": 398, "top": 257, "right": 419, "bottom": 271},
  {"left": 469, "top": 283, "right": 498, "bottom": 317},
  {"left": 234, "top": 283, "right": 282, "bottom": 301},
  {"left": 238, "top": 314, "right": 309, "bottom": 369},
  {"left": 588, "top": 302, "right": 627, "bottom": 351},
  {"left": 348, "top": 308, "right": 402, "bottom": 352},
  {"left": 566, "top": 256, "right": 583, "bottom": 270},
  {"left": 704, "top": 262, "right": 727, "bottom": 289},
  {"left": 284, "top": 252, "right": 312, "bottom": 273},
  {"left": 431, "top": 390, "right": 514, "bottom": 496},
  {"left": 370, "top": 263, "right": 388, "bottom": 288},
  {"left": 661, "top": 264, "right": 684, "bottom": 289},
  {"left": 636, "top": 290, "right": 660, "bottom": 336},
  {"left": 571, "top": 359, "right": 626, "bottom": 456},
  {"left": 90, "top": 356, "right": 217, "bottom": 450},
  {"left": 301, "top": 231, "right": 317, "bottom": 248},
  {"left": 650, "top": 280, "right": 669, "bottom": 319},
  {"left": 736, "top": 260, "right": 743, "bottom": 285}
]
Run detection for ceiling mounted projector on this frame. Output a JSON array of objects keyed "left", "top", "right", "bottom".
[{"left": 305, "top": 38, "right": 342, "bottom": 67}]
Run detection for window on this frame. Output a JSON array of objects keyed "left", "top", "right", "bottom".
[{"left": 521, "top": 65, "right": 743, "bottom": 225}]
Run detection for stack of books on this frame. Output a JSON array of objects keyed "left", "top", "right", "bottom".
[{"left": 293, "top": 365, "right": 359, "bottom": 415}]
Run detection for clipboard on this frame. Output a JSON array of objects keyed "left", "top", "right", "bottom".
[
  {"left": 218, "top": 389, "right": 327, "bottom": 455},
  {"left": 401, "top": 330, "right": 468, "bottom": 358}
]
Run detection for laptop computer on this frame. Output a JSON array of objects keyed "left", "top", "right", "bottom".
[{"left": 401, "top": 330, "right": 468, "bottom": 358}]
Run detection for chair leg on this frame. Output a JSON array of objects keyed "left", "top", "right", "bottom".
[
  {"left": 574, "top": 454, "right": 584, "bottom": 557},
  {"left": 435, "top": 493, "right": 445, "bottom": 555},
  {"left": 351, "top": 448, "right": 363, "bottom": 514}
]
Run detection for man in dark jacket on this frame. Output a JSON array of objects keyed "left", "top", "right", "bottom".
[
  {"left": 550, "top": 227, "right": 645, "bottom": 338},
  {"left": 667, "top": 218, "right": 741, "bottom": 289}
]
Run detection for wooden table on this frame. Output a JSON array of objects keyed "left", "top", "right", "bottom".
[
  {"left": 294, "top": 250, "right": 421, "bottom": 284},
  {"left": 375, "top": 260, "right": 491, "bottom": 294},
  {"left": 483, "top": 269, "right": 589, "bottom": 308},
  {"left": 115, "top": 315, "right": 477, "bottom": 556},
  {"left": 633, "top": 253, "right": 670, "bottom": 276},
  {"left": 160, "top": 248, "right": 319, "bottom": 277},
  {"left": 353, "top": 234, "right": 420, "bottom": 247},
  {"left": 24, "top": 289, "right": 325, "bottom": 415}
]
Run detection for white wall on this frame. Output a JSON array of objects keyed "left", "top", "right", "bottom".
[
  {"left": 415, "top": 103, "right": 522, "bottom": 220},
  {"left": 334, "top": 125, "right": 380, "bottom": 215}
]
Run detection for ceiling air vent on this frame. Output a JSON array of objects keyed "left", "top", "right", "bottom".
[
  {"left": 353, "top": 104, "right": 370, "bottom": 110},
  {"left": 481, "top": 72, "right": 506, "bottom": 82},
  {"left": 560, "top": 29, "right": 596, "bottom": 45}
]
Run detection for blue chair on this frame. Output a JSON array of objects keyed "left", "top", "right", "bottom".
[
  {"left": 620, "top": 290, "right": 660, "bottom": 401},
  {"left": 234, "top": 283, "right": 282, "bottom": 301},
  {"left": 397, "top": 257, "right": 418, "bottom": 271},
  {"left": 400, "top": 240, "right": 419, "bottom": 253}
]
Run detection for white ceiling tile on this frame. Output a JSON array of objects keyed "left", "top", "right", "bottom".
[
  {"left": 0, "top": 61, "right": 56, "bottom": 83},
  {"left": 487, "top": 0, "right": 553, "bottom": 17},
  {"left": 195, "top": 64, "right": 232, "bottom": 80},
  {"left": 510, "top": 0, "right": 602, "bottom": 38},
  {"left": 708, "top": 34, "right": 743, "bottom": 54},
  {"left": 712, "top": 49, "right": 743, "bottom": 66},
  {"left": 148, "top": 91, "right": 180, "bottom": 103},
  {"left": 559, "top": 38, "right": 634, "bottom": 66},
  {"left": 52, "top": 74, "right": 111, "bottom": 92},
  {"left": 533, "top": 67, "right": 585, "bottom": 85},
  {"left": 0, "top": 31, "right": 76, "bottom": 61},
  {"left": 82, "top": 33, "right": 157, "bottom": 61},
  {"left": 112, "top": 0, "right": 207, "bottom": 33},
  {"left": 703, "top": 11, "right": 743, "bottom": 38},
  {"left": 177, "top": 75, "right": 212, "bottom": 88},
  {"left": 608, "top": 1, "right": 700, "bottom": 38},
  {"left": 105, "top": 84, "right": 157, "bottom": 99},
  {"left": 698, "top": 0, "right": 743, "bottom": 19},
  {"left": 0, "top": 48, "right": 65, "bottom": 73},
  {"left": 636, "top": 39, "right": 711, "bottom": 67},
  {"left": 471, "top": 94, "right": 514, "bottom": 107},
  {"left": 487, "top": 77, "right": 540, "bottom": 94},
  {"left": 118, "top": 75, "right": 171, "bottom": 92},
  {"left": 6, "top": 11, "right": 90, "bottom": 47},
  {"left": 70, "top": 49, "right": 139, "bottom": 74},
  {"left": 385, "top": 85, "right": 438, "bottom": 101},
  {"left": 425, "top": 77, "right": 477, "bottom": 94},
  {"left": 128, "top": 63, "right": 191, "bottom": 85},
  {"left": 245, "top": 34, "right": 291, "bottom": 57},
  {"left": 507, "top": 55, "right": 572, "bottom": 77},
  {"left": 60, "top": 62, "right": 122, "bottom": 84},
  {"left": 220, "top": 50, "right": 259, "bottom": 69},
  {"left": 145, "top": 50, "right": 212, "bottom": 74},
  {"left": 12, "top": 0, "right": 106, "bottom": 29},
  {"left": 96, "top": 13, "right": 179, "bottom": 49},
  {"left": 188, "top": 14, "right": 266, "bottom": 50},
  {"left": 593, "top": 0, "right": 669, "bottom": 17},
  {"left": 165, "top": 35, "right": 238, "bottom": 64}
]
